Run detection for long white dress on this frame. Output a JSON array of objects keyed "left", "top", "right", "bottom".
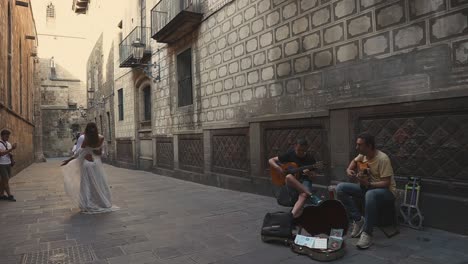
[{"left": 62, "top": 141, "right": 118, "bottom": 214}]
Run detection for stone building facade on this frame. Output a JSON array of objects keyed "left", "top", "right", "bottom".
[
  {"left": 115, "top": 0, "right": 468, "bottom": 233},
  {"left": 0, "top": 0, "right": 38, "bottom": 173},
  {"left": 37, "top": 59, "right": 87, "bottom": 157},
  {"left": 86, "top": 34, "right": 116, "bottom": 163}
]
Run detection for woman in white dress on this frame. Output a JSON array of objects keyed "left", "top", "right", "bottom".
[{"left": 61, "top": 122, "right": 118, "bottom": 214}]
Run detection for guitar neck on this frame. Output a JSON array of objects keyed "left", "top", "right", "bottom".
[{"left": 288, "top": 164, "right": 321, "bottom": 174}]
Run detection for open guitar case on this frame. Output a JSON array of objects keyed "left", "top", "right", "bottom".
[
  {"left": 262, "top": 200, "right": 349, "bottom": 262},
  {"left": 292, "top": 199, "right": 349, "bottom": 261}
]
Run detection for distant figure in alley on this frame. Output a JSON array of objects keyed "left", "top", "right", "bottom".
[
  {"left": 61, "top": 122, "right": 118, "bottom": 214},
  {"left": 0, "top": 129, "right": 17, "bottom": 201}
]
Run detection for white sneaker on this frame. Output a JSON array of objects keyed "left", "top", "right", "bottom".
[
  {"left": 356, "top": 232, "right": 372, "bottom": 249},
  {"left": 350, "top": 216, "right": 365, "bottom": 238}
]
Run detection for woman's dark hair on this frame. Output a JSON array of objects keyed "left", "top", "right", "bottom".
[
  {"left": 85, "top": 122, "right": 99, "bottom": 147},
  {"left": 357, "top": 132, "right": 375, "bottom": 149}
]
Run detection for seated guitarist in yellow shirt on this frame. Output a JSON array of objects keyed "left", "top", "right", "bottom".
[
  {"left": 268, "top": 138, "right": 321, "bottom": 218},
  {"left": 336, "top": 132, "right": 396, "bottom": 249}
]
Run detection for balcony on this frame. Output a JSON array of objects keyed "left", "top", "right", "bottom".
[
  {"left": 151, "top": 0, "right": 203, "bottom": 44},
  {"left": 119, "top": 27, "right": 152, "bottom": 68},
  {"left": 72, "top": 0, "right": 90, "bottom": 14}
]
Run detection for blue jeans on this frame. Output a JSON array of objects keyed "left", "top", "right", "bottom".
[{"left": 336, "top": 182, "right": 394, "bottom": 235}]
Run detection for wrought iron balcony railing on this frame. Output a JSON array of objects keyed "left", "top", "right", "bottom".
[
  {"left": 119, "top": 26, "right": 152, "bottom": 68},
  {"left": 151, "top": 0, "right": 203, "bottom": 43}
]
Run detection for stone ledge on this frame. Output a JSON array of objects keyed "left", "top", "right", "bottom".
[{"left": 327, "top": 89, "right": 468, "bottom": 110}]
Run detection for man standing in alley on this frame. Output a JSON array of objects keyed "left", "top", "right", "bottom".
[{"left": 0, "top": 130, "right": 17, "bottom": 201}]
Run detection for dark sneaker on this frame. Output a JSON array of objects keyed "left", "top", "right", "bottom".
[
  {"left": 7, "top": 195, "right": 16, "bottom": 202},
  {"left": 0, "top": 195, "right": 6, "bottom": 200}
]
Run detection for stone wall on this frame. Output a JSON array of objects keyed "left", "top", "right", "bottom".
[
  {"left": 37, "top": 59, "right": 88, "bottom": 158},
  {"left": 87, "top": 35, "right": 116, "bottom": 163},
  {"left": 153, "top": 0, "right": 468, "bottom": 134},
  {"left": 0, "top": 0, "right": 38, "bottom": 173},
  {"left": 137, "top": 0, "right": 468, "bottom": 233}
]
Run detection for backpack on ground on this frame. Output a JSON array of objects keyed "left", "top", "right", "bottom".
[{"left": 260, "top": 211, "right": 294, "bottom": 246}]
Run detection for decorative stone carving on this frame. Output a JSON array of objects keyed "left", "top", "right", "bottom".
[
  {"left": 260, "top": 31, "right": 273, "bottom": 47},
  {"left": 255, "top": 86, "right": 267, "bottom": 98},
  {"left": 242, "top": 88, "right": 253, "bottom": 102},
  {"left": 239, "top": 25, "right": 251, "bottom": 40},
  {"left": 348, "top": 14, "right": 372, "bottom": 38},
  {"left": 303, "top": 32, "right": 321, "bottom": 51},
  {"left": 431, "top": 12, "right": 468, "bottom": 41},
  {"left": 376, "top": 2, "right": 405, "bottom": 30},
  {"left": 409, "top": 0, "right": 446, "bottom": 19},
  {"left": 336, "top": 41, "right": 358, "bottom": 63},
  {"left": 276, "top": 24, "right": 291, "bottom": 42},
  {"left": 300, "top": 0, "right": 318, "bottom": 12},
  {"left": 294, "top": 56, "right": 311, "bottom": 73},
  {"left": 314, "top": 49, "right": 333, "bottom": 68},
  {"left": 360, "top": 0, "right": 385, "bottom": 9},
  {"left": 334, "top": 0, "right": 356, "bottom": 19},
  {"left": 312, "top": 7, "right": 331, "bottom": 27},
  {"left": 245, "top": 6, "right": 256, "bottom": 21},
  {"left": 268, "top": 46, "right": 282, "bottom": 61},
  {"left": 286, "top": 78, "right": 301, "bottom": 94},
  {"left": 258, "top": 0, "right": 271, "bottom": 14},
  {"left": 267, "top": 10, "right": 281, "bottom": 27},
  {"left": 262, "top": 66, "right": 275, "bottom": 81},
  {"left": 270, "top": 82, "right": 283, "bottom": 97},
  {"left": 285, "top": 39, "right": 300, "bottom": 56},
  {"left": 246, "top": 38, "right": 258, "bottom": 53},
  {"left": 454, "top": 39, "right": 468, "bottom": 66},
  {"left": 277, "top": 62, "right": 292, "bottom": 77},
  {"left": 363, "top": 33, "right": 390, "bottom": 57},
  {"left": 283, "top": 2, "right": 298, "bottom": 20},
  {"left": 230, "top": 91, "right": 240, "bottom": 104},
  {"left": 394, "top": 23, "right": 425, "bottom": 50},
  {"left": 324, "top": 24, "right": 344, "bottom": 44},
  {"left": 247, "top": 70, "right": 259, "bottom": 84},
  {"left": 293, "top": 16, "right": 309, "bottom": 35},
  {"left": 252, "top": 18, "right": 265, "bottom": 34}
]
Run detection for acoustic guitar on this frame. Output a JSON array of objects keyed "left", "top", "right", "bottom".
[
  {"left": 270, "top": 161, "right": 324, "bottom": 186},
  {"left": 356, "top": 161, "right": 371, "bottom": 182}
]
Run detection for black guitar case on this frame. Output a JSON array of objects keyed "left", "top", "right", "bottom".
[{"left": 291, "top": 200, "right": 349, "bottom": 262}]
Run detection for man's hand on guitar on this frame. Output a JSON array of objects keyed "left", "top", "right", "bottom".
[
  {"left": 346, "top": 168, "right": 356, "bottom": 178},
  {"left": 275, "top": 166, "right": 285, "bottom": 176},
  {"left": 303, "top": 169, "right": 316, "bottom": 179},
  {"left": 357, "top": 175, "right": 370, "bottom": 188}
]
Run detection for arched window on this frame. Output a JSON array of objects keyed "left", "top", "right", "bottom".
[{"left": 143, "top": 86, "right": 151, "bottom": 121}]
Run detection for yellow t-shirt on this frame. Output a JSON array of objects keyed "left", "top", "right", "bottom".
[{"left": 354, "top": 150, "right": 396, "bottom": 195}]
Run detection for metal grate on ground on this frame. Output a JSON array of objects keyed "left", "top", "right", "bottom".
[{"left": 21, "top": 245, "right": 97, "bottom": 264}]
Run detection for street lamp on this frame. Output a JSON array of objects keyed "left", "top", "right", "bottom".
[
  {"left": 131, "top": 39, "right": 160, "bottom": 82},
  {"left": 132, "top": 38, "right": 145, "bottom": 61}
]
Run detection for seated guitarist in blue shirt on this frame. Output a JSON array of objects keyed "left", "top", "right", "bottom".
[{"left": 269, "top": 138, "right": 321, "bottom": 218}]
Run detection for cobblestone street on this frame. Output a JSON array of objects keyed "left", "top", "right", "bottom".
[{"left": 1, "top": 160, "right": 467, "bottom": 264}]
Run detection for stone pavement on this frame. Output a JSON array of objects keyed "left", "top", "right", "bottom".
[{"left": 1, "top": 160, "right": 468, "bottom": 264}]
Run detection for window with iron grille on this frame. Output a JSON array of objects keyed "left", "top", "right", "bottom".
[
  {"left": 177, "top": 48, "right": 193, "bottom": 107},
  {"left": 118, "top": 88, "right": 124, "bottom": 120},
  {"left": 143, "top": 86, "right": 151, "bottom": 121}
]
